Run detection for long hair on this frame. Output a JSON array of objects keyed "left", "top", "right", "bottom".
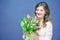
[{"left": 34, "top": 2, "right": 51, "bottom": 27}]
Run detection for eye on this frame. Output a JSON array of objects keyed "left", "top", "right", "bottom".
[
  {"left": 36, "top": 9, "right": 43, "bottom": 12},
  {"left": 36, "top": 9, "right": 39, "bottom": 11},
  {"left": 40, "top": 10, "right": 43, "bottom": 12}
]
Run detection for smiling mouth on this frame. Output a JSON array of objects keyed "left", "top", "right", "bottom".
[{"left": 37, "top": 13, "right": 42, "bottom": 16}]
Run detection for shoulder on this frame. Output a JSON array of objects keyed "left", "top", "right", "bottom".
[
  {"left": 46, "top": 21, "right": 52, "bottom": 25},
  {"left": 46, "top": 21, "right": 53, "bottom": 28}
]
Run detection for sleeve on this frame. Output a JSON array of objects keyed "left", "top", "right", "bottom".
[
  {"left": 45, "top": 22, "right": 53, "bottom": 39},
  {"left": 22, "top": 31, "right": 26, "bottom": 39},
  {"left": 22, "top": 34, "right": 25, "bottom": 39}
]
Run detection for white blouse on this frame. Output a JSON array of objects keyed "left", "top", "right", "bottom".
[
  {"left": 22, "top": 21, "right": 53, "bottom": 40},
  {"left": 37, "top": 21, "right": 53, "bottom": 40}
]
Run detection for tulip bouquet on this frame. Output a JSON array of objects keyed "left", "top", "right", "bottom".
[{"left": 21, "top": 15, "right": 42, "bottom": 40}]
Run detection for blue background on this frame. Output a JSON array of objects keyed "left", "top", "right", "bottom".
[{"left": 0, "top": 0, "right": 60, "bottom": 40}]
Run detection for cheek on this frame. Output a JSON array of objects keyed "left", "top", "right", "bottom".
[
  {"left": 40, "top": 11, "right": 45, "bottom": 14},
  {"left": 35, "top": 11, "right": 38, "bottom": 13}
]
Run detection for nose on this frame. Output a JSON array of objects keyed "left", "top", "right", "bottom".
[
  {"left": 37, "top": 11, "right": 42, "bottom": 14},
  {"left": 37, "top": 10, "right": 41, "bottom": 13}
]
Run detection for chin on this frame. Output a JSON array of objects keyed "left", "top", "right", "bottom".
[
  {"left": 37, "top": 16, "right": 42, "bottom": 19},
  {"left": 37, "top": 16, "right": 43, "bottom": 18}
]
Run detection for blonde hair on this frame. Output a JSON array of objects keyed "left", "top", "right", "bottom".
[{"left": 34, "top": 2, "right": 51, "bottom": 27}]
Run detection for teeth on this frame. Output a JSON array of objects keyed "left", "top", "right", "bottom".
[{"left": 38, "top": 13, "right": 42, "bottom": 15}]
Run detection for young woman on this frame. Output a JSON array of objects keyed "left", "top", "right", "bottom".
[
  {"left": 23, "top": 2, "right": 53, "bottom": 40},
  {"left": 34, "top": 2, "right": 53, "bottom": 40}
]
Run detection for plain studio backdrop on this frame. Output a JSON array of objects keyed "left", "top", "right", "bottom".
[{"left": 0, "top": 0, "right": 60, "bottom": 40}]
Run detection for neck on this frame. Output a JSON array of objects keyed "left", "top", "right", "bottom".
[
  {"left": 38, "top": 17, "right": 43, "bottom": 21},
  {"left": 35, "top": 16, "right": 44, "bottom": 22}
]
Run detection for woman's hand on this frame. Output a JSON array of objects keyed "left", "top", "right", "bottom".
[
  {"left": 23, "top": 31, "right": 39, "bottom": 40},
  {"left": 22, "top": 31, "right": 26, "bottom": 40},
  {"left": 29, "top": 33, "right": 39, "bottom": 40}
]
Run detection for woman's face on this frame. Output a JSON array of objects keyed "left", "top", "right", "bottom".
[{"left": 35, "top": 6, "right": 46, "bottom": 19}]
